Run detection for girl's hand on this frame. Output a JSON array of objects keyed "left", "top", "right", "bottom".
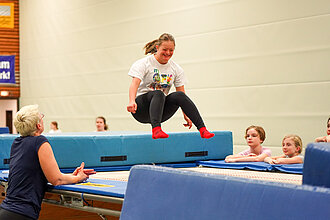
[
  {"left": 183, "top": 115, "right": 192, "bottom": 129},
  {"left": 247, "top": 153, "right": 257, "bottom": 157},
  {"left": 273, "top": 158, "right": 285, "bottom": 164},
  {"left": 264, "top": 157, "right": 275, "bottom": 164},
  {"left": 225, "top": 158, "right": 236, "bottom": 163},
  {"left": 127, "top": 101, "right": 137, "bottom": 113}
]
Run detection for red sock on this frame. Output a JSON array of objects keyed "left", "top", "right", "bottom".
[
  {"left": 199, "top": 127, "right": 215, "bottom": 139},
  {"left": 152, "top": 126, "right": 169, "bottom": 139}
]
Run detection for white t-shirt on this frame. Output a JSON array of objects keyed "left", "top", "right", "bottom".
[
  {"left": 128, "top": 55, "right": 186, "bottom": 97},
  {"left": 49, "top": 129, "right": 61, "bottom": 133}
]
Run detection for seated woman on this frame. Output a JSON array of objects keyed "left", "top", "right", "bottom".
[
  {"left": 315, "top": 117, "right": 330, "bottom": 143},
  {"left": 225, "top": 125, "right": 271, "bottom": 163},
  {"left": 264, "top": 134, "right": 304, "bottom": 164},
  {"left": 0, "top": 105, "right": 95, "bottom": 220}
]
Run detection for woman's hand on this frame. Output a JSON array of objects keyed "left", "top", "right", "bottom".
[
  {"left": 73, "top": 162, "right": 96, "bottom": 177},
  {"left": 183, "top": 114, "right": 192, "bottom": 129},
  {"left": 127, "top": 101, "right": 137, "bottom": 113},
  {"left": 73, "top": 162, "right": 90, "bottom": 183}
]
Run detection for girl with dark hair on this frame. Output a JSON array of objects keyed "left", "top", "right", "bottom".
[
  {"left": 127, "top": 33, "right": 214, "bottom": 139},
  {"left": 315, "top": 117, "right": 330, "bottom": 142},
  {"left": 96, "top": 116, "right": 108, "bottom": 132}
]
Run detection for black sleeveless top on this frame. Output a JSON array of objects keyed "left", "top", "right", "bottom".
[{"left": 1, "top": 135, "right": 49, "bottom": 219}]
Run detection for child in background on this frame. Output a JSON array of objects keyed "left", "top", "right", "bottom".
[
  {"left": 225, "top": 125, "right": 271, "bottom": 163},
  {"left": 49, "top": 121, "right": 61, "bottom": 133},
  {"left": 264, "top": 134, "right": 303, "bottom": 164},
  {"left": 315, "top": 117, "right": 330, "bottom": 142},
  {"left": 95, "top": 116, "right": 108, "bottom": 132}
]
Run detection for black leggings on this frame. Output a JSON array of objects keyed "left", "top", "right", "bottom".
[
  {"left": 132, "top": 90, "right": 205, "bottom": 129},
  {"left": 0, "top": 208, "right": 34, "bottom": 220}
]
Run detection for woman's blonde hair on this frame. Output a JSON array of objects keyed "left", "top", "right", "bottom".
[
  {"left": 282, "top": 134, "right": 303, "bottom": 154},
  {"left": 144, "top": 33, "right": 175, "bottom": 55},
  {"left": 14, "top": 105, "right": 41, "bottom": 136}
]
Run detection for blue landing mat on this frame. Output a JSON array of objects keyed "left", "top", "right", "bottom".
[
  {"left": 49, "top": 178, "right": 127, "bottom": 198},
  {"left": 0, "top": 171, "right": 126, "bottom": 198},
  {"left": 60, "top": 162, "right": 197, "bottom": 173},
  {"left": 197, "top": 160, "right": 303, "bottom": 174}
]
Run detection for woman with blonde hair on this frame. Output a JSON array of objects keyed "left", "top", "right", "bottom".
[
  {"left": 0, "top": 105, "right": 95, "bottom": 219},
  {"left": 127, "top": 33, "right": 214, "bottom": 139}
]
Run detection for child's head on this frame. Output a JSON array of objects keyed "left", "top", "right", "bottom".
[
  {"left": 50, "top": 121, "right": 58, "bottom": 130},
  {"left": 282, "top": 134, "right": 303, "bottom": 157},
  {"left": 245, "top": 125, "right": 266, "bottom": 147},
  {"left": 96, "top": 116, "right": 108, "bottom": 131},
  {"left": 327, "top": 117, "right": 330, "bottom": 135}
]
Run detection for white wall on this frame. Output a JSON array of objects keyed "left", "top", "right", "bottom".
[{"left": 19, "top": 0, "right": 330, "bottom": 153}]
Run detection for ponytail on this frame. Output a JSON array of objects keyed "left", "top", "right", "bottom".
[{"left": 144, "top": 39, "right": 158, "bottom": 55}]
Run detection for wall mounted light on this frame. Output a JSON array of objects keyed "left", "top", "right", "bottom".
[{"left": 0, "top": 91, "right": 10, "bottom": 96}]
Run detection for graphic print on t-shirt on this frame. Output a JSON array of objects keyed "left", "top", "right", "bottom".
[{"left": 148, "top": 68, "right": 173, "bottom": 94}]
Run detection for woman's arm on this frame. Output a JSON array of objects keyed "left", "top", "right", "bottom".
[
  {"left": 175, "top": 85, "right": 192, "bottom": 129},
  {"left": 127, "top": 77, "right": 141, "bottom": 113},
  {"left": 38, "top": 142, "right": 90, "bottom": 186}
]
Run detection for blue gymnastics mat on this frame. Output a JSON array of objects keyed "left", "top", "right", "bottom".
[
  {"left": 49, "top": 178, "right": 127, "bottom": 198},
  {"left": 197, "top": 160, "right": 303, "bottom": 174},
  {"left": 0, "top": 170, "right": 126, "bottom": 198},
  {"left": 0, "top": 131, "right": 232, "bottom": 169},
  {"left": 120, "top": 165, "right": 330, "bottom": 220}
]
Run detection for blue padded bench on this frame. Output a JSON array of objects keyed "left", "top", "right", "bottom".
[
  {"left": 120, "top": 165, "right": 330, "bottom": 220},
  {"left": 0, "top": 131, "right": 232, "bottom": 169},
  {"left": 303, "top": 142, "right": 330, "bottom": 188}
]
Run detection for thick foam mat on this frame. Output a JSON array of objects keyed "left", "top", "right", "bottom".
[
  {"left": 49, "top": 178, "right": 127, "bottom": 198},
  {"left": 0, "top": 170, "right": 126, "bottom": 198},
  {"left": 303, "top": 142, "right": 330, "bottom": 188},
  {"left": 197, "top": 160, "right": 303, "bottom": 174},
  {"left": 120, "top": 165, "right": 330, "bottom": 220},
  {"left": 0, "top": 131, "right": 232, "bottom": 169}
]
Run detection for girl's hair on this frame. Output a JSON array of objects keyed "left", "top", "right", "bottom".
[
  {"left": 144, "top": 33, "right": 175, "bottom": 55},
  {"left": 96, "top": 116, "right": 108, "bottom": 130},
  {"left": 51, "top": 121, "right": 58, "bottom": 129},
  {"left": 327, "top": 117, "right": 330, "bottom": 124},
  {"left": 14, "top": 105, "right": 41, "bottom": 137},
  {"left": 282, "top": 134, "right": 303, "bottom": 154},
  {"left": 245, "top": 125, "right": 266, "bottom": 143}
]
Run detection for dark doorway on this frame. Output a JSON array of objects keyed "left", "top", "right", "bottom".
[{"left": 6, "top": 110, "right": 13, "bottom": 134}]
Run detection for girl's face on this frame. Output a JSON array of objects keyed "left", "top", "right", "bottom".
[
  {"left": 245, "top": 128, "right": 262, "bottom": 148},
  {"left": 327, "top": 120, "right": 330, "bottom": 135},
  {"left": 282, "top": 138, "right": 300, "bottom": 157},
  {"left": 155, "top": 41, "right": 175, "bottom": 64},
  {"left": 50, "top": 123, "right": 56, "bottom": 130},
  {"left": 96, "top": 118, "right": 105, "bottom": 131}
]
